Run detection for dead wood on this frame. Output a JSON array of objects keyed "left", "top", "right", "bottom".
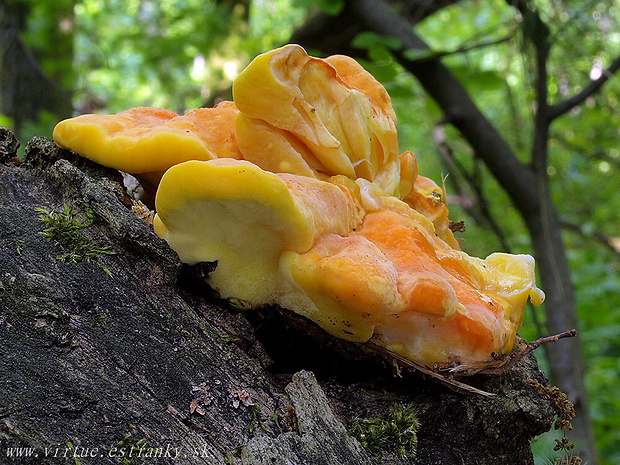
[{"left": 0, "top": 128, "right": 558, "bottom": 464}]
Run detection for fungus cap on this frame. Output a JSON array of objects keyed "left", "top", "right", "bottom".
[
  {"left": 153, "top": 158, "right": 545, "bottom": 365},
  {"left": 154, "top": 158, "right": 363, "bottom": 308},
  {"left": 53, "top": 101, "right": 240, "bottom": 176},
  {"left": 233, "top": 44, "right": 406, "bottom": 196}
]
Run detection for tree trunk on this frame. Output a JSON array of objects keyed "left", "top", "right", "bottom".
[
  {"left": 523, "top": 181, "right": 597, "bottom": 463},
  {"left": 527, "top": 38, "right": 599, "bottom": 464},
  {"left": 0, "top": 127, "right": 559, "bottom": 464}
]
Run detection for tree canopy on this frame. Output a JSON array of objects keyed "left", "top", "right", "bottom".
[{"left": 1, "top": 1, "right": 618, "bottom": 464}]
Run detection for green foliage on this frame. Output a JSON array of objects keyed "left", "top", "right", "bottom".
[
  {"left": 292, "top": 0, "right": 343, "bottom": 16},
  {"left": 352, "top": 31, "right": 402, "bottom": 51},
  {"left": 37, "top": 204, "right": 116, "bottom": 273},
  {"left": 71, "top": 0, "right": 306, "bottom": 113},
  {"left": 349, "top": 403, "right": 419, "bottom": 458},
  {"left": 73, "top": 0, "right": 237, "bottom": 112},
  {"left": 20, "top": 0, "right": 75, "bottom": 91},
  {"left": 570, "top": 246, "right": 620, "bottom": 464},
  {"left": 4, "top": 1, "right": 620, "bottom": 462}
]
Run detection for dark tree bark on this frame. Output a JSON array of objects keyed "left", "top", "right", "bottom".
[
  {"left": 290, "top": 1, "right": 620, "bottom": 463},
  {"left": 0, "top": 127, "right": 560, "bottom": 464}
]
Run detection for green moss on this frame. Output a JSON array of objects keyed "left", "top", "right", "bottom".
[
  {"left": 37, "top": 204, "right": 116, "bottom": 274},
  {"left": 349, "top": 402, "right": 420, "bottom": 459},
  {"left": 111, "top": 429, "right": 159, "bottom": 464},
  {"left": 216, "top": 331, "right": 240, "bottom": 344},
  {"left": 224, "top": 444, "right": 244, "bottom": 463},
  {"left": 93, "top": 314, "right": 107, "bottom": 327},
  {"left": 64, "top": 441, "right": 81, "bottom": 465}
]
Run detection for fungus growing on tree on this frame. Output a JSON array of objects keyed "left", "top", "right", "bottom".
[
  {"left": 153, "top": 159, "right": 544, "bottom": 366},
  {"left": 53, "top": 101, "right": 240, "bottom": 202},
  {"left": 53, "top": 44, "right": 545, "bottom": 369},
  {"left": 233, "top": 44, "right": 408, "bottom": 198}
]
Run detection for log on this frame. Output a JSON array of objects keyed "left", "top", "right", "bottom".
[{"left": 0, "top": 127, "right": 558, "bottom": 464}]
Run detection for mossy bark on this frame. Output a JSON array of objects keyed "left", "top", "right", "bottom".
[{"left": 0, "top": 127, "right": 556, "bottom": 464}]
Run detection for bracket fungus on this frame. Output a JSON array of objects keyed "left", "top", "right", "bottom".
[
  {"left": 233, "top": 45, "right": 405, "bottom": 197},
  {"left": 53, "top": 45, "right": 545, "bottom": 369},
  {"left": 53, "top": 101, "right": 240, "bottom": 203}
]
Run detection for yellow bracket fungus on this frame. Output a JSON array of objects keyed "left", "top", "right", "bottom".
[
  {"left": 233, "top": 44, "right": 405, "bottom": 197},
  {"left": 153, "top": 160, "right": 543, "bottom": 365},
  {"left": 53, "top": 101, "right": 240, "bottom": 202},
  {"left": 53, "top": 44, "right": 545, "bottom": 368}
]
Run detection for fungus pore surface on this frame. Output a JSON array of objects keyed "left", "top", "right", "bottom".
[{"left": 53, "top": 44, "right": 545, "bottom": 367}]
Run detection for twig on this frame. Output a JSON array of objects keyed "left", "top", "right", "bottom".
[
  {"left": 559, "top": 219, "right": 619, "bottom": 254},
  {"left": 470, "top": 330, "right": 577, "bottom": 375},
  {"left": 367, "top": 343, "right": 497, "bottom": 397},
  {"left": 548, "top": 53, "right": 620, "bottom": 121},
  {"left": 368, "top": 330, "right": 577, "bottom": 394},
  {"left": 406, "top": 35, "right": 513, "bottom": 63}
]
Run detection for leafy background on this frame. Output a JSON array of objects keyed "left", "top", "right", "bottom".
[{"left": 2, "top": 1, "right": 618, "bottom": 463}]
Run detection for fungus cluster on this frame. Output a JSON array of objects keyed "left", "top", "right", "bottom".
[{"left": 53, "top": 45, "right": 544, "bottom": 367}]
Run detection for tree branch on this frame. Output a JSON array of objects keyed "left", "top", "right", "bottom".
[
  {"left": 472, "top": 330, "right": 577, "bottom": 376},
  {"left": 553, "top": 130, "right": 620, "bottom": 170},
  {"left": 406, "top": 34, "right": 513, "bottom": 62},
  {"left": 290, "top": 0, "right": 461, "bottom": 54},
  {"left": 548, "top": 53, "right": 620, "bottom": 121},
  {"left": 532, "top": 41, "right": 551, "bottom": 171},
  {"left": 559, "top": 218, "right": 620, "bottom": 254},
  {"left": 390, "top": 0, "right": 462, "bottom": 25},
  {"left": 432, "top": 125, "right": 513, "bottom": 252}
]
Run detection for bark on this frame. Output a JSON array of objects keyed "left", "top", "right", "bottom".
[
  {"left": 0, "top": 127, "right": 558, "bottom": 464},
  {"left": 291, "top": 1, "right": 601, "bottom": 462}
]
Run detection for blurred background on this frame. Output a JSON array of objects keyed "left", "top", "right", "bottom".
[{"left": 1, "top": 1, "right": 618, "bottom": 463}]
